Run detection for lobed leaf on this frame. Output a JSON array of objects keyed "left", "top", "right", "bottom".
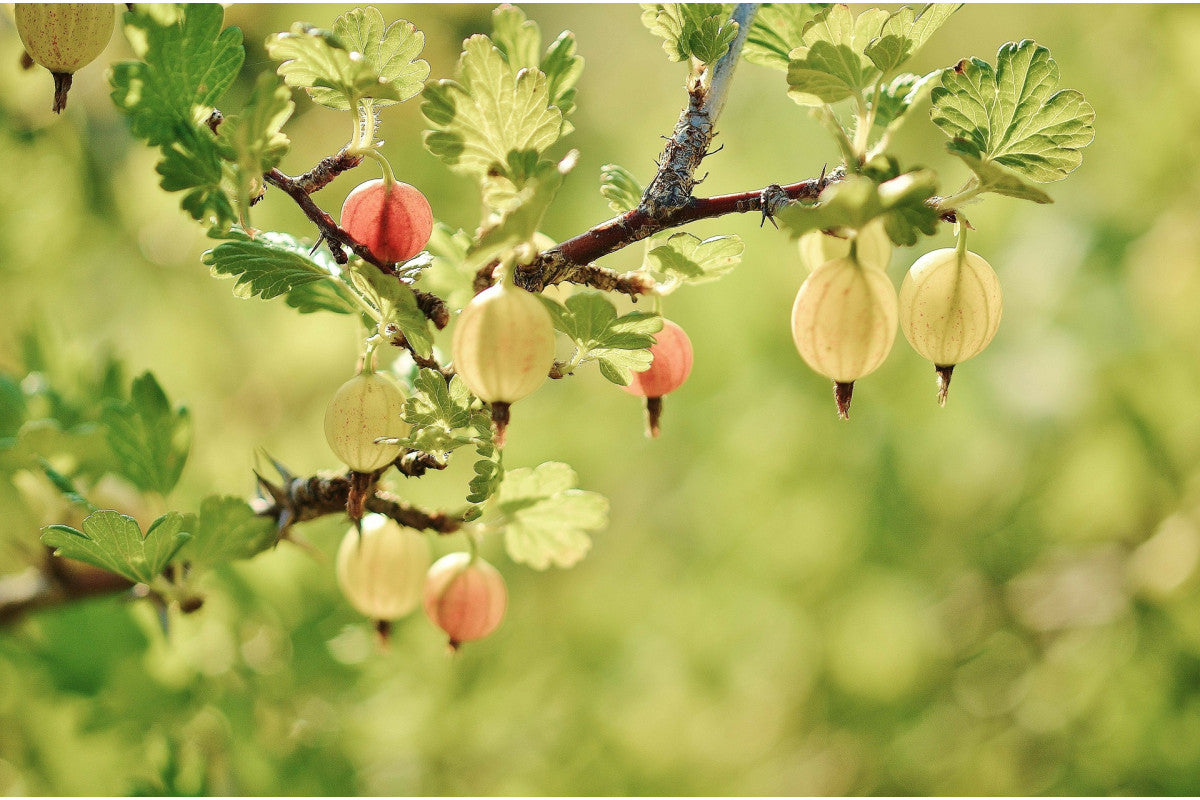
[
  {"left": 266, "top": 22, "right": 404, "bottom": 111},
  {"left": 869, "top": 70, "right": 941, "bottom": 133},
  {"left": 497, "top": 462, "right": 609, "bottom": 570},
  {"left": 42, "top": 510, "right": 191, "bottom": 585},
  {"left": 599, "top": 164, "right": 643, "bottom": 213},
  {"left": 109, "top": 4, "right": 244, "bottom": 229},
  {"left": 180, "top": 496, "right": 276, "bottom": 567},
  {"left": 315, "top": 7, "right": 429, "bottom": 108},
  {"left": 786, "top": 5, "right": 889, "bottom": 106},
  {"left": 217, "top": 73, "right": 294, "bottom": 211},
  {"left": 101, "top": 373, "right": 191, "bottom": 496},
  {"left": 742, "top": 3, "right": 828, "bottom": 72},
  {"left": 203, "top": 232, "right": 357, "bottom": 315},
  {"left": 422, "top": 35, "right": 565, "bottom": 206},
  {"left": 865, "top": 3, "right": 961, "bottom": 75},
  {"left": 645, "top": 232, "right": 744, "bottom": 288},
  {"left": 930, "top": 40, "right": 1096, "bottom": 191},
  {"left": 540, "top": 292, "right": 662, "bottom": 385},
  {"left": 641, "top": 3, "right": 738, "bottom": 66}
]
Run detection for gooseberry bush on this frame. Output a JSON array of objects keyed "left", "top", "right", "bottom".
[{"left": 1, "top": 3, "right": 1094, "bottom": 648}]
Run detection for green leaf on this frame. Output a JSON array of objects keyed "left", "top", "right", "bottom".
[
  {"left": 641, "top": 4, "right": 738, "bottom": 66},
  {"left": 467, "top": 153, "right": 575, "bottom": 270},
  {"left": 0, "top": 420, "right": 114, "bottom": 479},
  {"left": 540, "top": 293, "right": 662, "bottom": 385},
  {"left": 490, "top": 5, "right": 584, "bottom": 130},
  {"left": 398, "top": 371, "right": 479, "bottom": 455},
  {"left": 348, "top": 264, "right": 434, "bottom": 358},
  {"left": 101, "top": 373, "right": 191, "bottom": 496},
  {"left": 0, "top": 375, "right": 26, "bottom": 440},
  {"left": 786, "top": 5, "right": 890, "bottom": 106},
  {"left": 422, "top": 34, "right": 565, "bottom": 206},
  {"left": 42, "top": 510, "right": 191, "bottom": 585},
  {"left": 203, "top": 232, "right": 358, "bottom": 315},
  {"left": 645, "top": 232, "right": 744, "bottom": 288},
  {"left": 314, "top": 7, "right": 429, "bottom": 108},
  {"left": 467, "top": 419, "right": 503, "bottom": 505},
  {"left": 869, "top": 70, "right": 940, "bottom": 133},
  {"left": 776, "top": 172, "right": 941, "bottom": 247},
  {"left": 266, "top": 22, "right": 404, "bottom": 111},
  {"left": 420, "top": 223, "right": 476, "bottom": 308},
  {"left": 109, "top": 4, "right": 244, "bottom": 229},
  {"left": 600, "top": 163, "right": 642, "bottom": 213},
  {"left": 497, "top": 462, "right": 609, "bottom": 570},
  {"left": 110, "top": 4, "right": 244, "bottom": 146},
  {"left": 181, "top": 496, "right": 277, "bottom": 567},
  {"left": 217, "top": 73, "right": 294, "bottom": 210},
  {"left": 865, "top": 3, "right": 961, "bottom": 75},
  {"left": 945, "top": 141, "right": 1052, "bottom": 203},
  {"left": 931, "top": 40, "right": 1096, "bottom": 188},
  {"left": 742, "top": 4, "right": 827, "bottom": 72}
]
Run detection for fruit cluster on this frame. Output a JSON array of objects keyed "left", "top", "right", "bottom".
[
  {"left": 792, "top": 227, "right": 1003, "bottom": 417},
  {"left": 337, "top": 515, "right": 507, "bottom": 649}
]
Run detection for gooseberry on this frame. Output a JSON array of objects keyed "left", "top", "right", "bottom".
[
  {"left": 324, "top": 371, "right": 409, "bottom": 473},
  {"left": 340, "top": 179, "right": 434, "bottom": 264},
  {"left": 15, "top": 3, "right": 115, "bottom": 113},
  {"left": 899, "top": 247, "right": 1003, "bottom": 405},
  {"left": 791, "top": 255, "right": 898, "bottom": 419},
  {"left": 336, "top": 514, "right": 431, "bottom": 622},
  {"left": 423, "top": 552, "right": 507, "bottom": 650},
  {"left": 621, "top": 318, "right": 694, "bottom": 437},
  {"left": 798, "top": 219, "right": 892, "bottom": 274},
  {"left": 451, "top": 279, "right": 556, "bottom": 446}
]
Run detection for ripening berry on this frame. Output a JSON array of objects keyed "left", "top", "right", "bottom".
[
  {"left": 798, "top": 219, "right": 892, "bottom": 274},
  {"left": 452, "top": 279, "right": 556, "bottom": 445},
  {"left": 423, "top": 553, "right": 507, "bottom": 649},
  {"left": 336, "top": 514, "right": 431, "bottom": 621},
  {"left": 340, "top": 179, "right": 434, "bottom": 263},
  {"left": 791, "top": 255, "right": 899, "bottom": 418},
  {"left": 621, "top": 318, "right": 693, "bottom": 437},
  {"left": 622, "top": 319, "right": 693, "bottom": 399},
  {"left": 324, "top": 372, "right": 409, "bottom": 473},
  {"left": 15, "top": 3, "right": 115, "bottom": 113},
  {"left": 899, "top": 247, "right": 1003, "bottom": 405}
]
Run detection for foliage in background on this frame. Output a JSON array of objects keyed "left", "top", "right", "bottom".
[{"left": 0, "top": 3, "right": 1198, "bottom": 796}]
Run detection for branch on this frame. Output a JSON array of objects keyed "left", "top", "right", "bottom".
[
  {"left": 0, "top": 556, "right": 133, "bottom": 626},
  {"left": 255, "top": 465, "right": 463, "bottom": 535},
  {"left": 641, "top": 3, "right": 759, "bottom": 217},
  {"left": 514, "top": 175, "right": 831, "bottom": 293}
]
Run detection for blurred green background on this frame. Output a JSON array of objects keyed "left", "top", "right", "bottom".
[{"left": 3, "top": 2, "right": 1200, "bottom": 795}]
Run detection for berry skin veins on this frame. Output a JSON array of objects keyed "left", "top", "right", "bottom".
[
  {"left": 423, "top": 552, "right": 508, "bottom": 649},
  {"left": 324, "top": 371, "right": 409, "bottom": 473},
  {"left": 340, "top": 179, "right": 434, "bottom": 264}
]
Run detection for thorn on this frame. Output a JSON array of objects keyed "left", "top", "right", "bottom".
[
  {"left": 704, "top": 144, "right": 725, "bottom": 158},
  {"left": 834, "top": 381, "right": 854, "bottom": 420},
  {"left": 935, "top": 364, "right": 955, "bottom": 407},
  {"left": 263, "top": 451, "right": 295, "bottom": 484},
  {"left": 253, "top": 470, "right": 288, "bottom": 507}
]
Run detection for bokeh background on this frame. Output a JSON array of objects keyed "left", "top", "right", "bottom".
[{"left": 2, "top": 3, "right": 1200, "bottom": 795}]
